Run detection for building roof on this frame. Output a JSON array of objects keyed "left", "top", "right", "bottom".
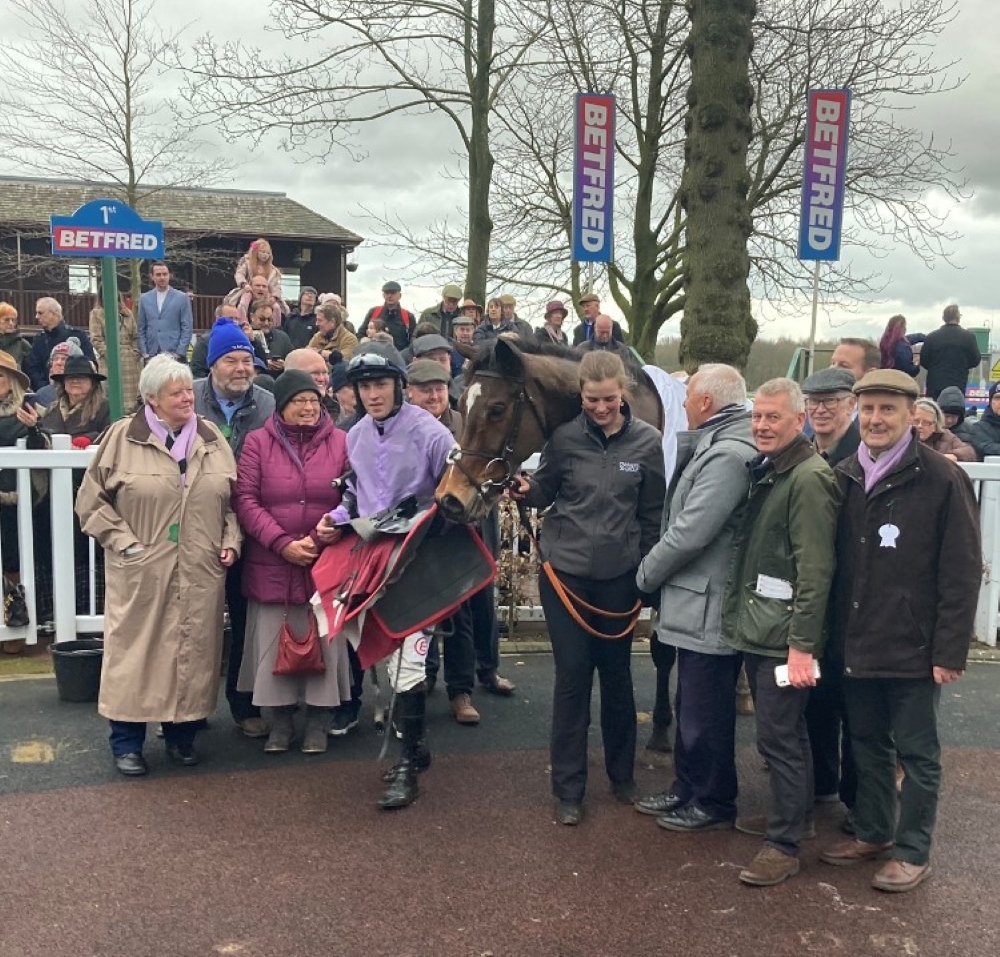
[{"left": 0, "top": 176, "right": 363, "bottom": 246}]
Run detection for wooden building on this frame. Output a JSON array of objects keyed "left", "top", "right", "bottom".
[{"left": 0, "top": 176, "right": 363, "bottom": 331}]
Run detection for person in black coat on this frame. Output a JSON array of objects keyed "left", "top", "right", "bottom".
[
  {"left": 919, "top": 304, "right": 981, "bottom": 400},
  {"left": 966, "top": 381, "right": 1000, "bottom": 460}
]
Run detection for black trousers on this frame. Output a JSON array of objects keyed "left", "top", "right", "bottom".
[
  {"left": 805, "top": 650, "right": 857, "bottom": 806},
  {"left": 672, "top": 648, "right": 742, "bottom": 820},
  {"left": 224, "top": 559, "right": 260, "bottom": 723},
  {"left": 539, "top": 568, "right": 638, "bottom": 802},
  {"left": 648, "top": 634, "right": 676, "bottom": 728},
  {"left": 845, "top": 677, "right": 941, "bottom": 864},
  {"left": 744, "top": 652, "right": 814, "bottom": 856},
  {"left": 469, "top": 582, "right": 500, "bottom": 681},
  {"left": 425, "top": 601, "right": 476, "bottom": 698}
]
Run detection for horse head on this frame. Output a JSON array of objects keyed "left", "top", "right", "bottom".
[{"left": 436, "top": 336, "right": 578, "bottom": 523}]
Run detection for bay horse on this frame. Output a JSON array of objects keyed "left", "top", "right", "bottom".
[{"left": 436, "top": 336, "right": 664, "bottom": 524}]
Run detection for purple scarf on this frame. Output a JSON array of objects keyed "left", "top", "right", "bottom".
[
  {"left": 144, "top": 404, "right": 197, "bottom": 486},
  {"left": 857, "top": 428, "right": 913, "bottom": 494}
]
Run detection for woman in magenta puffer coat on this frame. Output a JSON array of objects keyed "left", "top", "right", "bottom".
[{"left": 233, "top": 370, "right": 352, "bottom": 755}]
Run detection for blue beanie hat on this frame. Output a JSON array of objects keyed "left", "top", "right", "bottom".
[{"left": 207, "top": 318, "right": 255, "bottom": 368}]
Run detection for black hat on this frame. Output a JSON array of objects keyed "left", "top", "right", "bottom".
[
  {"left": 329, "top": 361, "right": 350, "bottom": 392},
  {"left": 52, "top": 354, "right": 105, "bottom": 382},
  {"left": 273, "top": 369, "right": 322, "bottom": 413},
  {"left": 411, "top": 334, "right": 452, "bottom": 357}
]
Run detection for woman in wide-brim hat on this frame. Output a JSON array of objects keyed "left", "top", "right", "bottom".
[
  {"left": 42, "top": 354, "right": 110, "bottom": 444},
  {"left": 0, "top": 350, "right": 51, "bottom": 655}
]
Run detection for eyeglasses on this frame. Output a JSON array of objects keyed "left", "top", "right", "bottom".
[
  {"left": 288, "top": 396, "right": 321, "bottom": 407},
  {"left": 804, "top": 395, "right": 849, "bottom": 410}
]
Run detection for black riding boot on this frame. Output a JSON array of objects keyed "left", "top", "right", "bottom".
[{"left": 379, "top": 690, "right": 427, "bottom": 810}]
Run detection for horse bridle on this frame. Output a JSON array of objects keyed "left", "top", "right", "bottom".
[{"left": 446, "top": 371, "right": 546, "bottom": 507}]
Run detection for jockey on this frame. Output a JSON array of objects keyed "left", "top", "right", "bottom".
[{"left": 318, "top": 341, "right": 456, "bottom": 809}]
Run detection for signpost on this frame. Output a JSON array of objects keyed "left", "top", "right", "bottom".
[
  {"left": 50, "top": 201, "right": 164, "bottom": 420},
  {"left": 797, "top": 89, "right": 851, "bottom": 374},
  {"left": 573, "top": 93, "right": 616, "bottom": 298}
]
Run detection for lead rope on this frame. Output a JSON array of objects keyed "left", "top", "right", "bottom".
[{"left": 515, "top": 501, "right": 642, "bottom": 640}]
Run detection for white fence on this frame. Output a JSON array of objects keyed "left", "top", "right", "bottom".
[{"left": 0, "top": 443, "right": 998, "bottom": 649}]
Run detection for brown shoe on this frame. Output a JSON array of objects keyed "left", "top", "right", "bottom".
[
  {"left": 872, "top": 859, "right": 932, "bottom": 893},
  {"left": 739, "top": 846, "right": 800, "bottom": 886},
  {"left": 734, "top": 814, "right": 815, "bottom": 840},
  {"left": 820, "top": 838, "right": 894, "bottom": 866},
  {"left": 238, "top": 717, "right": 269, "bottom": 739},
  {"left": 450, "top": 693, "right": 480, "bottom": 725},
  {"left": 480, "top": 674, "right": 516, "bottom": 696}
]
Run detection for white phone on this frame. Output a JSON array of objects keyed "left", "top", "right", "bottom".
[{"left": 775, "top": 660, "right": 821, "bottom": 687}]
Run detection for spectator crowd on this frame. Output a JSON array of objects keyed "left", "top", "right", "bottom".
[{"left": 0, "top": 249, "right": 987, "bottom": 896}]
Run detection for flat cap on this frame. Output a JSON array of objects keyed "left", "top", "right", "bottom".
[
  {"left": 407, "top": 358, "right": 451, "bottom": 384},
  {"left": 411, "top": 333, "right": 452, "bottom": 356},
  {"left": 442, "top": 283, "right": 463, "bottom": 300},
  {"left": 801, "top": 366, "right": 855, "bottom": 394},
  {"left": 499, "top": 294, "right": 517, "bottom": 306},
  {"left": 578, "top": 292, "right": 600, "bottom": 305},
  {"left": 452, "top": 314, "right": 476, "bottom": 326},
  {"left": 853, "top": 369, "right": 920, "bottom": 398},
  {"left": 381, "top": 280, "right": 402, "bottom": 293}
]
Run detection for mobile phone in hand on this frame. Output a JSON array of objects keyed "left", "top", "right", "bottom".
[
  {"left": 775, "top": 660, "right": 821, "bottom": 687},
  {"left": 22, "top": 392, "right": 38, "bottom": 409}
]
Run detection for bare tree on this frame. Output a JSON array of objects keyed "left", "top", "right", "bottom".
[
  {"left": 365, "top": 0, "right": 964, "bottom": 361},
  {"left": 183, "top": 0, "right": 547, "bottom": 305},
  {"left": 679, "top": 0, "right": 757, "bottom": 369},
  {"left": 0, "top": 0, "right": 233, "bottom": 291}
]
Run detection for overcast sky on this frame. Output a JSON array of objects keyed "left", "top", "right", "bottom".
[{"left": 3, "top": 0, "right": 998, "bottom": 350}]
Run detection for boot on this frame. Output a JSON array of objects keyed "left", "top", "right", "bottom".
[
  {"left": 644, "top": 723, "right": 673, "bottom": 754},
  {"left": 379, "top": 690, "right": 426, "bottom": 810},
  {"left": 736, "top": 664, "right": 755, "bottom": 716},
  {"left": 263, "top": 705, "right": 296, "bottom": 753},
  {"left": 301, "top": 706, "right": 330, "bottom": 754}
]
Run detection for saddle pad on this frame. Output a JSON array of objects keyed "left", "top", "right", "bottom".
[{"left": 370, "top": 523, "right": 496, "bottom": 639}]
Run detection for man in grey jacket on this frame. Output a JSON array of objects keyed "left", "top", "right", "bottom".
[
  {"left": 194, "top": 318, "right": 276, "bottom": 739},
  {"left": 634, "top": 365, "right": 756, "bottom": 830}
]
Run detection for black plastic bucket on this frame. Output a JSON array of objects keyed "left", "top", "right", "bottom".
[{"left": 50, "top": 639, "right": 104, "bottom": 703}]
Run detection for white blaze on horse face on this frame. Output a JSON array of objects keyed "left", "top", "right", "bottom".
[{"left": 465, "top": 381, "right": 483, "bottom": 421}]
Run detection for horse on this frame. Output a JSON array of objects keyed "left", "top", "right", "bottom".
[{"left": 436, "top": 336, "right": 665, "bottom": 524}]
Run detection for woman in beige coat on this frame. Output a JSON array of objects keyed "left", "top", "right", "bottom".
[
  {"left": 89, "top": 299, "right": 143, "bottom": 413},
  {"left": 76, "top": 355, "right": 241, "bottom": 777}
]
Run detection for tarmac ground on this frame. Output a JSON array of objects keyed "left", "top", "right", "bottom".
[{"left": 1, "top": 648, "right": 998, "bottom": 957}]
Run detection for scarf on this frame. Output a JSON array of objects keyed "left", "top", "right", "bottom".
[
  {"left": 144, "top": 403, "right": 197, "bottom": 486},
  {"left": 857, "top": 427, "right": 913, "bottom": 494}
]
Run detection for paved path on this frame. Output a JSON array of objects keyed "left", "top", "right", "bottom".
[{"left": 1, "top": 654, "right": 998, "bottom": 956}]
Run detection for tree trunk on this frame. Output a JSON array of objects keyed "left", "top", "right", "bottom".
[
  {"left": 678, "top": 0, "right": 757, "bottom": 371},
  {"left": 464, "top": 0, "right": 496, "bottom": 305}
]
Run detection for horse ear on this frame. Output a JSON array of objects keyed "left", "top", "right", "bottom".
[
  {"left": 451, "top": 339, "right": 475, "bottom": 360},
  {"left": 494, "top": 336, "right": 524, "bottom": 379}
]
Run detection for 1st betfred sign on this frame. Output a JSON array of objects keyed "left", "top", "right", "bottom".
[{"left": 50, "top": 199, "right": 164, "bottom": 259}]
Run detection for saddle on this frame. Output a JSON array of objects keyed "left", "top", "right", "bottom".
[{"left": 310, "top": 503, "right": 496, "bottom": 670}]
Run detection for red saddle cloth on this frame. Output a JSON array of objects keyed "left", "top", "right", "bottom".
[{"left": 310, "top": 504, "right": 496, "bottom": 670}]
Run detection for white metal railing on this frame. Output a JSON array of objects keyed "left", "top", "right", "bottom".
[
  {"left": 0, "top": 443, "right": 997, "bottom": 649},
  {"left": 0, "top": 434, "right": 99, "bottom": 647}
]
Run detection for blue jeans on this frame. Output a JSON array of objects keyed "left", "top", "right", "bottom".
[{"left": 109, "top": 720, "right": 198, "bottom": 756}]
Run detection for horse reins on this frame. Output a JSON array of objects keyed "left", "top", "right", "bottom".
[{"left": 446, "top": 371, "right": 546, "bottom": 506}]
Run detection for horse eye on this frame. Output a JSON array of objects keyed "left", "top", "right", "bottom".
[{"left": 487, "top": 404, "right": 506, "bottom": 421}]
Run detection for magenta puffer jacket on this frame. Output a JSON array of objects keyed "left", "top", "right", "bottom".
[{"left": 234, "top": 412, "right": 349, "bottom": 604}]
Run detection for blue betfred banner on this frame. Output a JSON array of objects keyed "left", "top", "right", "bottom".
[
  {"left": 572, "top": 93, "right": 615, "bottom": 263},
  {"left": 798, "top": 89, "right": 851, "bottom": 261},
  {"left": 51, "top": 200, "right": 164, "bottom": 259}
]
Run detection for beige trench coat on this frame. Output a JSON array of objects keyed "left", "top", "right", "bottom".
[
  {"left": 89, "top": 305, "right": 143, "bottom": 413},
  {"left": 75, "top": 411, "right": 241, "bottom": 723}
]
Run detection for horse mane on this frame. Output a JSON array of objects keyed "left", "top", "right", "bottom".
[{"left": 468, "top": 336, "right": 579, "bottom": 376}]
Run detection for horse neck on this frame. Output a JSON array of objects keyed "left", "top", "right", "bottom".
[{"left": 524, "top": 356, "right": 582, "bottom": 437}]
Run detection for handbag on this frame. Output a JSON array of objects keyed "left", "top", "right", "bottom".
[
  {"left": 272, "top": 606, "right": 325, "bottom": 677},
  {"left": 3, "top": 577, "right": 29, "bottom": 628}
]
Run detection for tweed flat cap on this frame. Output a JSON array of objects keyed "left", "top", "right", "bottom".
[
  {"left": 853, "top": 369, "right": 920, "bottom": 398},
  {"left": 407, "top": 358, "right": 451, "bottom": 384},
  {"left": 801, "top": 367, "right": 855, "bottom": 394}
]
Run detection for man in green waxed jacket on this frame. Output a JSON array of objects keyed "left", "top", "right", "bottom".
[{"left": 722, "top": 377, "right": 840, "bottom": 889}]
